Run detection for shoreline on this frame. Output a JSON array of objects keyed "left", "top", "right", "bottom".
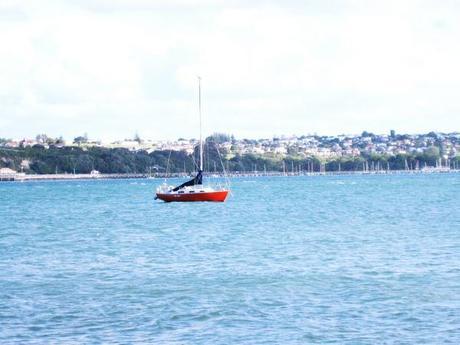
[{"left": 1, "top": 169, "right": 459, "bottom": 182}]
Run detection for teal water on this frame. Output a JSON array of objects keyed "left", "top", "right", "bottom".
[{"left": 1, "top": 174, "right": 459, "bottom": 344}]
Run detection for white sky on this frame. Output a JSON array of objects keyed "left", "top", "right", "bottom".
[{"left": 0, "top": 0, "right": 459, "bottom": 141}]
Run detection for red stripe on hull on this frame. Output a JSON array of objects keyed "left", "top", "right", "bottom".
[{"left": 156, "top": 190, "right": 229, "bottom": 202}]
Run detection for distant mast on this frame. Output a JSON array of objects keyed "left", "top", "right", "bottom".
[{"left": 198, "top": 76, "right": 203, "bottom": 172}]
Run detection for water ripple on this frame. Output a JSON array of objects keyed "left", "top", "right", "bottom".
[{"left": 0, "top": 174, "right": 459, "bottom": 344}]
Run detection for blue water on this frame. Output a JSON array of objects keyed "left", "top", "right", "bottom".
[{"left": 1, "top": 174, "right": 459, "bottom": 344}]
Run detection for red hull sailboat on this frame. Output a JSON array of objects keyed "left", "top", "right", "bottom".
[
  {"left": 155, "top": 77, "right": 230, "bottom": 203},
  {"left": 156, "top": 189, "right": 229, "bottom": 203},
  {"left": 155, "top": 169, "right": 229, "bottom": 202}
]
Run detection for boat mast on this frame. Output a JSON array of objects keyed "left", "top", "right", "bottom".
[{"left": 198, "top": 76, "right": 203, "bottom": 172}]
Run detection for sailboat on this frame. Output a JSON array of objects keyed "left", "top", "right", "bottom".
[{"left": 155, "top": 77, "right": 229, "bottom": 202}]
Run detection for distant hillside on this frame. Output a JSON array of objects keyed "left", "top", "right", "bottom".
[{"left": 1, "top": 141, "right": 458, "bottom": 174}]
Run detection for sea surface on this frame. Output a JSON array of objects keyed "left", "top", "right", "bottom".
[{"left": 1, "top": 174, "right": 459, "bottom": 344}]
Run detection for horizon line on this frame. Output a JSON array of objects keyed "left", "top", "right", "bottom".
[{"left": 2, "top": 130, "right": 460, "bottom": 143}]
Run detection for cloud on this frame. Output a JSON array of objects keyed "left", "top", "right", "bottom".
[{"left": 1, "top": 0, "right": 459, "bottom": 141}]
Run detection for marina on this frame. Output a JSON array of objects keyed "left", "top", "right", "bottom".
[{"left": 1, "top": 168, "right": 459, "bottom": 182}]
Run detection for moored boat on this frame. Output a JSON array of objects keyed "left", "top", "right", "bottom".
[
  {"left": 155, "top": 185, "right": 228, "bottom": 202},
  {"left": 155, "top": 77, "right": 230, "bottom": 202},
  {"left": 155, "top": 170, "right": 229, "bottom": 202}
]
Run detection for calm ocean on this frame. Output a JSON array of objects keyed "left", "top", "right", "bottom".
[{"left": 1, "top": 174, "right": 459, "bottom": 344}]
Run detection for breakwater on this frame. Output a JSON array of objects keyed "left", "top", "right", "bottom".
[{"left": 1, "top": 169, "right": 459, "bottom": 182}]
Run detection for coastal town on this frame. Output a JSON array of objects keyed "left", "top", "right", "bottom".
[
  {"left": 1, "top": 131, "right": 460, "bottom": 180},
  {"left": 1, "top": 131, "right": 459, "bottom": 161}
]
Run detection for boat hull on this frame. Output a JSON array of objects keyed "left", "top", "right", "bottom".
[{"left": 156, "top": 190, "right": 229, "bottom": 202}]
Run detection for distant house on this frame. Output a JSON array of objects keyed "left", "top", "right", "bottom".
[
  {"left": 5, "top": 141, "right": 19, "bottom": 148},
  {"left": 0, "top": 168, "right": 17, "bottom": 175}
]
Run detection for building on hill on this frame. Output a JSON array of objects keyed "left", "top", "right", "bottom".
[{"left": 0, "top": 168, "right": 17, "bottom": 175}]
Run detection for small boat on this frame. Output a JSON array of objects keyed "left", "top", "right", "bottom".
[{"left": 155, "top": 77, "right": 229, "bottom": 202}]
